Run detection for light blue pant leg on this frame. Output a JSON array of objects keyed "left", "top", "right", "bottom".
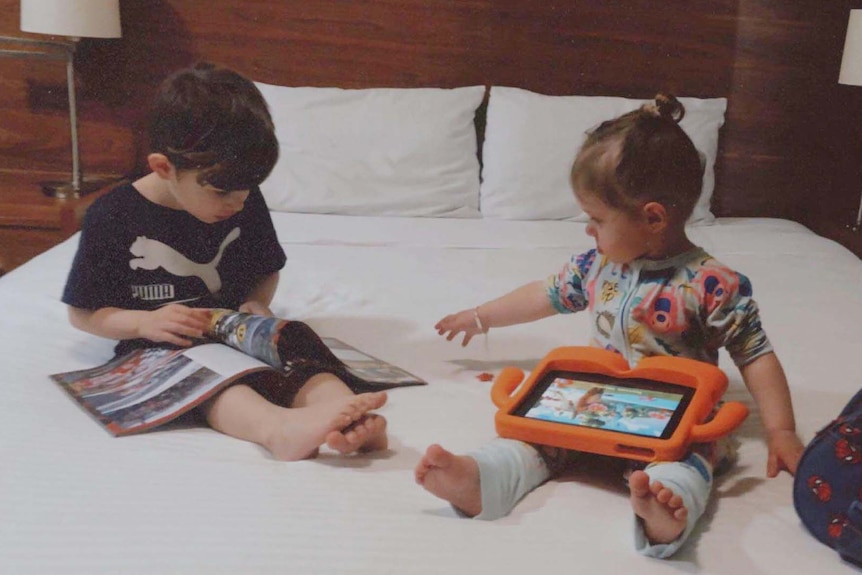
[
  {"left": 633, "top": 453, "right": 714, "bottom": 559},
  {"left": 459, "top": 438, "right": 552, "bottom": 520}
]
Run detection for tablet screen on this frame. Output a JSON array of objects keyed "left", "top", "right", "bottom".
[{"left": 512, "top": 370, "right": 694, "bottom": 440}]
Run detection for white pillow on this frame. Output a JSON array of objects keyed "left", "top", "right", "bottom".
[
  {"left": 256, "top": 83, "right": 485, "bottom": 218},
  {"left": 479, "top": 87, "right": 727, "bottom": 224}
]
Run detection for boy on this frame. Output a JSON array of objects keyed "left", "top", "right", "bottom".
[{"left": 63, "top": 62, "right": 388, "bottom": 460}]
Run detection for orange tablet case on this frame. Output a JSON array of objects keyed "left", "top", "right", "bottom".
[{"left": 491, "top": 347, "right": 748, "bottom": 463}]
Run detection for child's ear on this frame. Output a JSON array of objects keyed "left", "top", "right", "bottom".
[
  {"left": 642, "top": 201, "right": 668, "bottom": 231},
  {"left": 147, "top": 153, "right": 175, "bottom": 180}
]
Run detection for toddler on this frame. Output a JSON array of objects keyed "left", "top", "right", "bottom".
[{"left": 415, "top": 94, "right": 803, "bottom": 558}]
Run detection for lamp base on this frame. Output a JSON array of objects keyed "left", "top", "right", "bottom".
[{"left": 41, "top": 177, "right": 119, "bottom": 200}]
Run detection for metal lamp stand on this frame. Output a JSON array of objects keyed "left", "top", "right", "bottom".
[{"left": 0, "top": 35, "right": 112, "bottom": 199}]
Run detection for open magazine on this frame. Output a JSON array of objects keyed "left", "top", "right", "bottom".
[{"left": 50, "top": 310, "right": 426, "bottom": 436}]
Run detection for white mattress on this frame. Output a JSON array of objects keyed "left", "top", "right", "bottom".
[{"left": 2, "top": 214, "right": 861, "bottom": 574}]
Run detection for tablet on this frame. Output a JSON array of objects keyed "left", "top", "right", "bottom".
[
  {"left": 491, "top": 347, "right": 748, "bottom": 463},
  {"left": 513, "top": 370, "right": 695, "bottom": 440}
]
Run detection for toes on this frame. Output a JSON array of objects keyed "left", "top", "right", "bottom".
[
  {"left": 649, "top": 479, "right": 665, "bottom": 496},
  {"left": 655, "top": 487, "right": 674, "bottom": 504},
  {"left": 325, "top": 430, "right": 347, "bottom": 451},
  {"left": 346, "top": 402, "right": 365, "bottom": 422},
  {"left": 667, "top": 494, "right": 685, "bottom": 510},
  {"left": 425, "top": 444, "right": 449, "bottom": 466},
  {"left": 357, "top": 391, "right": 387, "bottom": 411},
  {"left": 415, "top": 451, "right": 440, "bottom": 483},
  {"left": 343, "top": 392, "right": 387, "bottom": 423},
  {"left": 628, "top": 471, "right": 651, "bottom": 496},
  {"left": 363, "top": 414, "right": 385, "bottom": 434},
  {"left": 326, "top": 414, "right": 386, "bottom": 455},
  {"left": 344, "top": 424, "right": 367, "bottom": 446}
]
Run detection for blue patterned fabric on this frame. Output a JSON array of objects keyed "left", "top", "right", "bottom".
[
  {"left": 546, "top": 247, "right": 772, "bottom": 368},
  {"left": 794, "top": 388, "right": 862, "bottom": 565}
]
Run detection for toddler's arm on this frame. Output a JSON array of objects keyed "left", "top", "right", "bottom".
[
  {"left": 238, "top": 271, "right": 280, "bottom": 317},
  {"left": 435, "top": 280, "right": 556, "bottom": 346},
  {"left": 739, "top": 351, "right": 805, "bottom": 477},
  {"left": 68, "top": 304, "right": 210, "bottom": 347}
]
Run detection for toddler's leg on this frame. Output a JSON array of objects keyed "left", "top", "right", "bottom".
[
  {"left": 202, "top": 375, "right": 387, "bottom": 461},
  {"left": 629, "top": 453, "right": 713, "bottom": 559},
  {"left": 415, "top": 438, "right": 552, "bottom": 520}
]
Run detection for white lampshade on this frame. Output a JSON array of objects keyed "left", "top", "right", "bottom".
[
  {"left": 20, "top": 0, "right": 121, "bottom": 39},
  {"left": 841, "top": 10, "right": 862, "bottom": 86}
]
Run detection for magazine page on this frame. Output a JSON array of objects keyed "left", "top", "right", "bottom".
[
  {"left": 207, "top": 310, "right": 426, "bottom": 389},
  {"left": 51, "top": 344, "right": 273, "bottom": 436},
  {"left": 207, "top": 309, "right": 286, "bottom": 368},
  {"left": 322, "top": 337, "right": 426, "bottom": 385},
  {"left": 183, "top": 343, "right": 273, "bottom": 376}
]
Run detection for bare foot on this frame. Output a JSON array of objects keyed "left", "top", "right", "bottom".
[
  {"left": 325, "top": 413, "right": 389, "bottom": 454},
  {"left": 629, "top": 470, "right": 687, "bottom": 544},
  {"left": 265, "top": 391, "right": 387, "bottom": 461},
  {"left": 414, "top": 444, "right": 482, "bottom": 517}
]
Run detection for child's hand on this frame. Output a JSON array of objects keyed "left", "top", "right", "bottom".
[
  {"left": 765, "top": 428, "right": 805, "bottom": 477},
  {"left": 436, "top": 308, "right": 484, "bottom": 347},
  {"left": 239, "top": 300, "right": 274, "bottom": 317},
  {"left": 137, "top": 304, "right": 211, "bottom": 346}
]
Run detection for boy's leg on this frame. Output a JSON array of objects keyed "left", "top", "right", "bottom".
[
  {"left": 629, "top": 453, "right": 713, "bottom": 559},
  {"left": 291, "top": 372, "right": 388, "bottom": 454},
  {"left": 201, "top": 375, "right": 387, "bottom": 461},
  {"left": 415, "top": 438, "right": 553, "bottom": 520}
]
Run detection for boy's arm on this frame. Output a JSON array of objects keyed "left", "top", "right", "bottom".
[
  {"left": 238, "top": 271, "right": 280, "bottom": 317},
  {"left": 436, "top": 280, "right": 556, "bottom": 347},
  {"left": 68, "top": 304, "right": 210, "bottom": 347},
  {"left": 739, "top": 351, "right": 805, "bottom": 477}
]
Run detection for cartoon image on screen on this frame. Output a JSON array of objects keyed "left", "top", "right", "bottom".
[{"left": 515, "top": 372, "right": 692, "bottom": 439}]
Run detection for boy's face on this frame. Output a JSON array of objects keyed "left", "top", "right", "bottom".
[
  {"left": 169, "top": 170, "right": 250, "bottom": 224},
  {"left": 576, "top": 190, "right": 653, "bottom": 264}
]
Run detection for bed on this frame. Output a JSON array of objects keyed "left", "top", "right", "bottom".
[{"left": 3, "top": 72, "right": 862, "bottom": 574}]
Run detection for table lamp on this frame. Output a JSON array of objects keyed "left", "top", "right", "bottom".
[
  {"left": 2, "top": 0, "right": 122, "bottom": 199},
  {"left": 840, "top": 9, "right": 862, "bottom": 232}
]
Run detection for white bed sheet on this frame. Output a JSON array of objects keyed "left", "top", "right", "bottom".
[{"left": 1, "top": 215, "right": 861, "bottom": 574}]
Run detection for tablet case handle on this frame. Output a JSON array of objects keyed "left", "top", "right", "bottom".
[
  {"left": 491, "top": 367, "right": 525, "bottom": 408},
  {"left": 689, "top": 401, "right": 749, "bottom": 443}
]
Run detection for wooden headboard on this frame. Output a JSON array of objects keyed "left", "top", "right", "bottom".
[{"left": 0, "top": 0, "right": 858, "bottom": 231}]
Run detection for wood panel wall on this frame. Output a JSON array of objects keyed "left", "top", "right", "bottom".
[{"left": 0, "top": 0, "right": 859, "bottom": 237}]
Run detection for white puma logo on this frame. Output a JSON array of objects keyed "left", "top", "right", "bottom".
[{"left": 128, "top": 227, "right": 241, "bottom": 293}]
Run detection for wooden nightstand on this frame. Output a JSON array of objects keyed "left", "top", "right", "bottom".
[{"left": 0, "top": 170, "right": 126, "bottom": 274}]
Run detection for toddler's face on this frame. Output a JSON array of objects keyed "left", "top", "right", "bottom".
[
  {"left": 169, "top": 170, "right": 250, "bottom": 224},
  {"left": 577, "top": 191, "right": 652, "bottom": 264}
]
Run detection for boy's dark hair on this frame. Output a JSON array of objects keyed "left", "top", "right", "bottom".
[
  {"left": 570, "top": 93, "right": 704, "bottom": 220},
  {"left": 148, "top": 62, "right": 279, "bottom": 191}
]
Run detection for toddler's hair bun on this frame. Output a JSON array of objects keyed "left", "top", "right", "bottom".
[{"left": 644, "top": 93, "right": 685, "bottom": 123}]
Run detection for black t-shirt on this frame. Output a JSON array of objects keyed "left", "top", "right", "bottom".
[{"left": 63, "top": 182, "right": 286, "bottom": 354}]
